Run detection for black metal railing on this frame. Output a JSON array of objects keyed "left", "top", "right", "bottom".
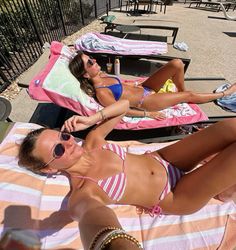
[{"left": 0, "top": 0, "right": 120, "bottom": 93}]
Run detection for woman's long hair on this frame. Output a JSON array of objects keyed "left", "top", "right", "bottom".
[{"left": 69, "top": 52, "right": 96, "bottom": 97}]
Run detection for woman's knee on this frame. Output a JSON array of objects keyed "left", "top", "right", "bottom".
[
  {"left": 169, "top": 59, "right": 184, "bottom": 71},
  {"left": 218, "top": 118, "right": 236, "bottom": 135}
]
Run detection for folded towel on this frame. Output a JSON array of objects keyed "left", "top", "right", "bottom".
[
  {"left": 214, "top": 83, "right": 236, "bottom": 112},
  {"left": 174, "top": 42, "right": 189, "bottom": 51}
]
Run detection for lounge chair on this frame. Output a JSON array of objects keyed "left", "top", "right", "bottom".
[
  {"left": 17, "top": 41, "right": 209, "bottom": 138},
  {"left": 189, "top": 0, "right": 233, "bottom": 12},
  {"left": 0, "top": 96, "right": 12, "bottom": 122},
  {"left": 103, "top": 21, "right": 179, "bottom": 45},
  {"left": 119, "top": 0, "right": 166, "bottom": 15},
  {"left": 219, "top": 2, "right": 236, "bottom": 20},
  {"left": 16, "top": 41, "right": 236, "bottom": 141},
  {"left": 76, "top": 31, "right": 191, "bottom": 73},
  {"left": 1, "top": 121, "right": 236, "bottom": 249},
  {"left": 131, "top": 0, "right": 160, "bottom": 15}
]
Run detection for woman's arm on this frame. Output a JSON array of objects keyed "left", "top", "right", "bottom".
[
  {"left": 62, "top": 100, "right": 129, "bottom": 137},
  {"left": 90, "top": 99, "right": 129, "bottom": 139},
  {"left": 128, "top": 108, "right": 166, "bottom": 120},
  {"left": 71, "top": 196, "right": 142, "bottom": 249}
]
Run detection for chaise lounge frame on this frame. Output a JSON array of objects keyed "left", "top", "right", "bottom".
[{"left": 189, "top": 0, "right": 233, "bottom": 12}]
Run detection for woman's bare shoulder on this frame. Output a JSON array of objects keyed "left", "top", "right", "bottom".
[{"left": 84, "top": 129, "right": 107, "bottom": 148}]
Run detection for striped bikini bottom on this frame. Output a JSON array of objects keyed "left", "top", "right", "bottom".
[{"left": 136, "top": 153, "right": 184, "bottom": 217}]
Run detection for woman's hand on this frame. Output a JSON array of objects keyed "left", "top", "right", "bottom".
[
  {"left": 62, "top": 115, "right": 93, "bottom": 132},
  {"left": 146, "top": 111, "right": 166, "bottom": 120}
]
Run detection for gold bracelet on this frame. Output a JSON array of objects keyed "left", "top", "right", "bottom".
[
  {"left": 101, "top": 233, "right": 142, "bottom": 249},
  {"left": 99, "top": 110, "right": 106, "bottom": 121},
  {"left": 100, "top": 232, "right": 142, "bottom": 249},
  {"left": 89, "top": 226, "right": 121, "bottom": 250},
  {"left": 97, "top": 229, "right": 125, "bottom": 249}
]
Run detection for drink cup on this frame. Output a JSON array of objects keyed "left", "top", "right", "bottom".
[{"left": 106, "top": 63, "right": 113, "bottom": 73}]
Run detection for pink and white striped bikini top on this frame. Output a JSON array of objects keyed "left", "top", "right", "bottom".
[{"left": 73, "top": 143, "right": 127, "bottom": 202}]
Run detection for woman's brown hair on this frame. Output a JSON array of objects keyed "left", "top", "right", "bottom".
[
  {"left": 69, "top": 52, "right": 96, "bottom": 97},
  {"left": 18, "top": 128, "right": 48, "bottom": 174}
]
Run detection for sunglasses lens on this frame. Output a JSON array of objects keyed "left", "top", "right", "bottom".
[
  {"left": 54, "top": 143, "right": 65, "bottom": 158},
  {"left": 87, "top": 58, "right": 94, "bottom": 66},
  {"left": 61, "top": 132, "right": 70, "bottom": 141}
]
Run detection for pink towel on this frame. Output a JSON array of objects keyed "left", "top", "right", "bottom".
[{"left": 75, "top": 32, "right": 168, "bottom": 55}]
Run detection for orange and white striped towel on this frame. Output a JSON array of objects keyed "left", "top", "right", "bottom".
[{"left": 0, "top": 122, "right": 235, "bottom": 249}]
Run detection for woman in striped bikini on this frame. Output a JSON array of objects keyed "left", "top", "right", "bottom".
[
  {"left": 69, "top": 52, "right": 236, "bottom": 120},
  {"left": 18, "top": 100, "right": 236, "bottom": 250}
]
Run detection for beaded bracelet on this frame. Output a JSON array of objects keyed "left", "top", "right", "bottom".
[
  {"left": 99, "top": 110, "right": 106, "bottom": 121},
  {"left": 95, "top": 229, "right": 125, "bottom": 249},
  {"left": 100, "top": 232, "right": 142, "bottom": 249},
  {"left": 89, "top": 226, "right": 121, "bottom": 250}
]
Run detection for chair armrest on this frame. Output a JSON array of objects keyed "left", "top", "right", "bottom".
[
  {"left": 105, "top": 23, "right": 179, "bottom": 44},
  {"left": 135, "top": 24, "right": 179, "bottom": 44}
]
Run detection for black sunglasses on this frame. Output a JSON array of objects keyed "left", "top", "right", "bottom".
[
  {"left": 87, "top": 56, "right": 94, "bottom": 67},
  {"left": 43, "top": 132, "right": 71, "bottom": 167}
]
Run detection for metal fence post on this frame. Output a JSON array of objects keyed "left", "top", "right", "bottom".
[
  {"left": 0, "top": 71, "right": 10, "bottom": 85},
  {"left": 56, "top": 0, "right": 67, "bottom": 36},
  {"left": 94, "top": 0, "right": 97, "bottom": 18},
  {"left": 79, "top": 0, "right": 85, "bottom": 25},
  {"left": 23, "top": 0, "right": 43, "bottom": 47}
]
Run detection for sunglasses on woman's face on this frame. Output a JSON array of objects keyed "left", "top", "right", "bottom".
[
  {"left": 43, "top": 132, "right": 71, "bottom": 168},
  {"left": 87, "top": 57, "right": 94, "bottom": 67}
]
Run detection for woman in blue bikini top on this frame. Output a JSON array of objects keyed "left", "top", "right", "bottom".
[
  {"left": 69, "top": 52, "right": 236, "bottom": 120},
  {"left": 95, "top": 75, "right": 123, "bottom": 101},
  {"left": 19, "top": 99, "right": 236, "bottom": 250}
]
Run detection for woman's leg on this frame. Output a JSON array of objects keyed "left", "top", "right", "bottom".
[
  {"left": 141, "top": 59, "right": 186, "bottom": 92},
  {"left": 159, "top": 141, "right": 236, "bottom": 215},
  {"left": 157, "top": 118, "right": 236, "bottom": 171},
  {"left": 141, "top": 84, "right": 236, "bottom": 111}
]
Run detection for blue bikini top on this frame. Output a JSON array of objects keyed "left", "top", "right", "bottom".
[{"left": 95, "top": 76, "right": 123, "bottom": 101}]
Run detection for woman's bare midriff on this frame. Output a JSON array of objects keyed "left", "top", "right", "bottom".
[
  {"left": 70, "top": 149, "right": 169, "bottom": 209},
  {"left": 122, "top": 84, "right": 144, "bottom": 107},
  {"left": 123, "top": 153, "right": 168, "bottom": 207}
]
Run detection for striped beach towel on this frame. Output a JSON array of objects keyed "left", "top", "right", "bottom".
[
  {"left": 0, "top": 122, "right": 236, "bottom": 249},
  {"left": 75, "top": 32, "right": 168, "bottom": 55}
]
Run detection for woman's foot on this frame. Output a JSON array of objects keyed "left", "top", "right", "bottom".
[{"left": 223, "top": 83, "right": 236, "bottom": 97}]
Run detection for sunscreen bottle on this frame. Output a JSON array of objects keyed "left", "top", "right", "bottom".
[{"left": 114, "top": 58, "right": 120, "bottom": 76}]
